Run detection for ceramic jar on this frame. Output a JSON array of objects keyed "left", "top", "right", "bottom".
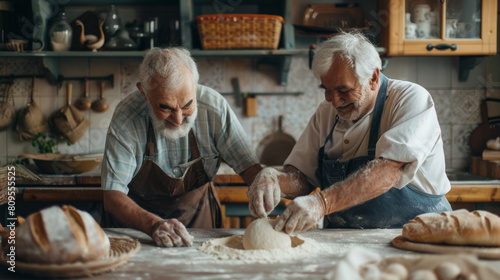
[
  {"left": 412, "top": 4, "right": 431, "bottom": 38},
  {"left": 103, "top": 5, "right": 121, "bottom": 40},
  {"left": 446, "top": 19, "right": 458, "bottom": 38},
  {"left": 405, "top": 13, "right": 417, "bottom": 39}
]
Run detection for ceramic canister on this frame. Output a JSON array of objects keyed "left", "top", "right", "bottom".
[
  {"left": 405, "top": 13, "right": 417, "bottom": 39},
  {"left": 412, "top": 4, "right": 431, "bottom": 38}
]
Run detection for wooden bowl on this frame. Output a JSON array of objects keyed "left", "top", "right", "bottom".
[{"left": 19, "top": 153, "right": 103, "bottom": 174}]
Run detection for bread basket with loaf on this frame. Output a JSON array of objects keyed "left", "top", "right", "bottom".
[{"left": 0, "top": 205, "right": 140, "bottom": 278}]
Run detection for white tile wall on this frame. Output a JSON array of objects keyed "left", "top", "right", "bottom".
[
  {"left": 416, "top": 56, "right": 453, "bottom": 88},
  {"left": 0, "top": 52, "right": 498, "bottom": 172}
]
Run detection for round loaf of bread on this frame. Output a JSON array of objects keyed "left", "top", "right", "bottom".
[{"left": 16, "top": 205, "right": 110, "bottom": 264}]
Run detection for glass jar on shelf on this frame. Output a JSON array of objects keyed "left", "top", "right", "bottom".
[{"left": 48, "top": 7, "right": 72, "bottom": 51}]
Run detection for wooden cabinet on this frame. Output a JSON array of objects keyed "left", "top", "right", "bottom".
[{"left": 378, "top": 0, "right": 497, "bottom": 56}]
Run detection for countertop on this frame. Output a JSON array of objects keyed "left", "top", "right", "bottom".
[{"left": 1, "top": 228, "right": 499, "bottom": 279}]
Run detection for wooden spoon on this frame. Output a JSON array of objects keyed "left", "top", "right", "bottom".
[
  {"left": 75, "top": 79, "right": 91, "bottom": 111},
  {"left": 91, "top": 81, "right": 108, "bottom": 113}
]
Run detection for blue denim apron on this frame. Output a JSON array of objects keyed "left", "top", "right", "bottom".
[{"left": 315, "top": 74, "right": 451, "bottom": 229}]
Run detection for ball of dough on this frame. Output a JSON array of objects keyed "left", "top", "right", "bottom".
[
  {"left": 380, "top": 273, "right": 400, "bottom": 280},
  {"left": 467, "top": 273, "right": 478, "bottom": 280},
  {"left": 385, "top": 263, "right": 408, "bottom": 280},
  {"left": 410, "top": 270, "right": 438, "bottom": 280},
  {"left": 434, "top": 262, "right": 461, "bottom": 280},
  {"left": 242, "top": 218, "right": 291, "bottom": 250}
]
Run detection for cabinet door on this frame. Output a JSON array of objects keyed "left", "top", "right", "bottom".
[{"left": 379, "top": 0, "right": 497, "bottom": 56}]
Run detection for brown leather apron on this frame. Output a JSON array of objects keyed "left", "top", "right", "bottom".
[{"left": 104, "top": 119, "right": 222, "bottom": 228}]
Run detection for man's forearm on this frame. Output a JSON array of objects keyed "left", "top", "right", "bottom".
[
  {"left": 103, "top": 190, "right": 163, "bottom": 236},
  {"left": 322, "top": 158, "right": 404, "bottom": 215},
  {"left": 279, "top": 165, "right": 315, "bottom": 199},
  {"left": 239, "top": 164, "right": 263, "bottom": 186}
]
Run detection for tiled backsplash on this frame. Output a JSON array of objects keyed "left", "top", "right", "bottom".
[{"left": 1, "top": 54, "right": 499, "bottom": 172}]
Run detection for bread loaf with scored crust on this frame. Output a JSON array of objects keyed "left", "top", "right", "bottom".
[
  {"left": 402, "top": 209, "right": 500, "bottom": 246},
  {"left": 16, "top": 205, "right": 110, "bottom": 264}
]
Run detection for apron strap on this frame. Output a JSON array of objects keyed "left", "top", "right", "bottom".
[
  {"left": 146, "top": 117, "right": 156, "bottom": 157},
  {"left": 189, "top": 130, "right": 201, "bottom": 159},
  {"left": 323, "top": 115, "right": 340, "bottom": 147},
  {"left": 367, "top": 73, "right": 389, "bottom": 157},
  {"left": 189, "top": 129, "right": 208, "bottom": 184}
]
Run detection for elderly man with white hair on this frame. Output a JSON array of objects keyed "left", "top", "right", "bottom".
[
  {"left": 102, "top": 47, "right": 262, "bottom": 247},
  {"left": 247, "top": 31, "right": 452, "bottom": 233}
]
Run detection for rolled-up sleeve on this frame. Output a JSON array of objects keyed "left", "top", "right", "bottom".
[
  {"left": 102, "top": 123, "right": 140, "bottom": 194},
  {"left": 284, "top": 106, "right": 326, "bottom": 188},
  {"left": 377, "top": 84, "right": 442, "bottom": 190}
]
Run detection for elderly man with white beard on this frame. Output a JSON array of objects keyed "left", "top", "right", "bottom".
[{"left": 102, "top": 47, "right": 262, "bottom": 247}]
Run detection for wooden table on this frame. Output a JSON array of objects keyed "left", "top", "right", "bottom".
[{"left": 1, "top": 228, "right": 499, "bottom": 279}]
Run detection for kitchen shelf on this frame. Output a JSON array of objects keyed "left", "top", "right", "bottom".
[
  {"left": 1, "top": 48, "right": 313, "bottom": 87},
  {"left": 0, "top": 45, "right": 386, "bottom": 86},
  {"left": 0, "top": 49, "right": 309, "bottom": 58},
  {"left": 3, "top": 0, "right": 390, "bottom": 86}
]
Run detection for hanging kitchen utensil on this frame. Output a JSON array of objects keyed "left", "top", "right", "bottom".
[
  {"left": 15, "top": 77, "right": 48, "bottom": 141},
  {"left": 75, "top": 78, "right": 91, "bottom": 111},
  {"left": 470, "top": 99, "right": 500, "bottom": 156},
  {"left": 91, "top": 81, "right": 108, "bottom": 112},
  {"left": 0, "top": 80, "right": 15, "bottom": 131},
  {"left": 49, "top": 82, "right": 90, "bottom": 144},
  {"left": 256, "top": 116, "right": 296, "bottom": 166}
]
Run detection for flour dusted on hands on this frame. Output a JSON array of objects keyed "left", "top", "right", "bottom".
[{"left": 242, "top": 218, "right": 291, "bottom": 250}]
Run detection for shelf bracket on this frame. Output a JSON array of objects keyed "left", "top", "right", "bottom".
[
  {"left": 222, "top": 78, "right": 303, "bottom": 107},
  {"left": 278, "top": 55, "right": 292, "bottom": 86},
  {"left": 62, "top": 75, "right": 114, "bottom": 89},
  {"left": 458, "top": 56, "right": 484, "bottom": 82},
  {"left": 41, "top": 57, "right": 59, "bottom": 86}
]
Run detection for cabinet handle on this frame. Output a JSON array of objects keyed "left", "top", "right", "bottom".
[{"left": 426, "top": 43, "right": 457, "bottom": 51}]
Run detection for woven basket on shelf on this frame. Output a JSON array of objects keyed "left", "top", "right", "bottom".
[
  {"left": 0, "top": 166, "right": 8, "bottom": 205},
  {"left": 0, "top": 164, "right": 40, "bottom": 205},
  {"left": 196, "top": 14, "right": 284, "bottom": 50}
]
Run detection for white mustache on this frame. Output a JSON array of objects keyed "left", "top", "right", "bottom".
[{"left": 338, "top": 102, "right": 353, "bottom": 109}]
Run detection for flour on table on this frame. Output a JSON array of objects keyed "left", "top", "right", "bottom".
[
  {"left": 198, "top": 218, "right": 340, "bottom": 262},
  {"left": 198, "top": 234, "right": 331, "bottom": 262}
]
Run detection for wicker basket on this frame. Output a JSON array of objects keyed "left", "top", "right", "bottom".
[
  {"left": 0, "top": 166, "right": 8, "bottom": 205},
  {"left": 0, "top": 164, "right": 40, "bottom": 205},
  {"left": 196, "top": 14, "right": 284, "bottom": 50}
]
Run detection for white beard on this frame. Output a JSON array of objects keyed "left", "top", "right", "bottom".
[
  {"left": 338, "top": 86, "right": 372, "bottom": 121},
  {"left": 147, "top": 102, "right": 198, "bottom": 140}
]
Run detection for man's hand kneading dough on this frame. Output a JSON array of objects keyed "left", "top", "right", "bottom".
[
  {"left": 151, "top": 219, "right": 194, "bottom": 247},
  {"left": 247, "top": 168, "right": 282, "bottom": 218},
  {"left": 274, "top": 194, "right": 326, "bottom": 234},
  {"left": 248, "top": 166, "right": 319, "bottom": 233}
]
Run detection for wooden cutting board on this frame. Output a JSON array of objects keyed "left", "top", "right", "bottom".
[{"left": 392, "top": 235, "right": 500, "bottom": 259}]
